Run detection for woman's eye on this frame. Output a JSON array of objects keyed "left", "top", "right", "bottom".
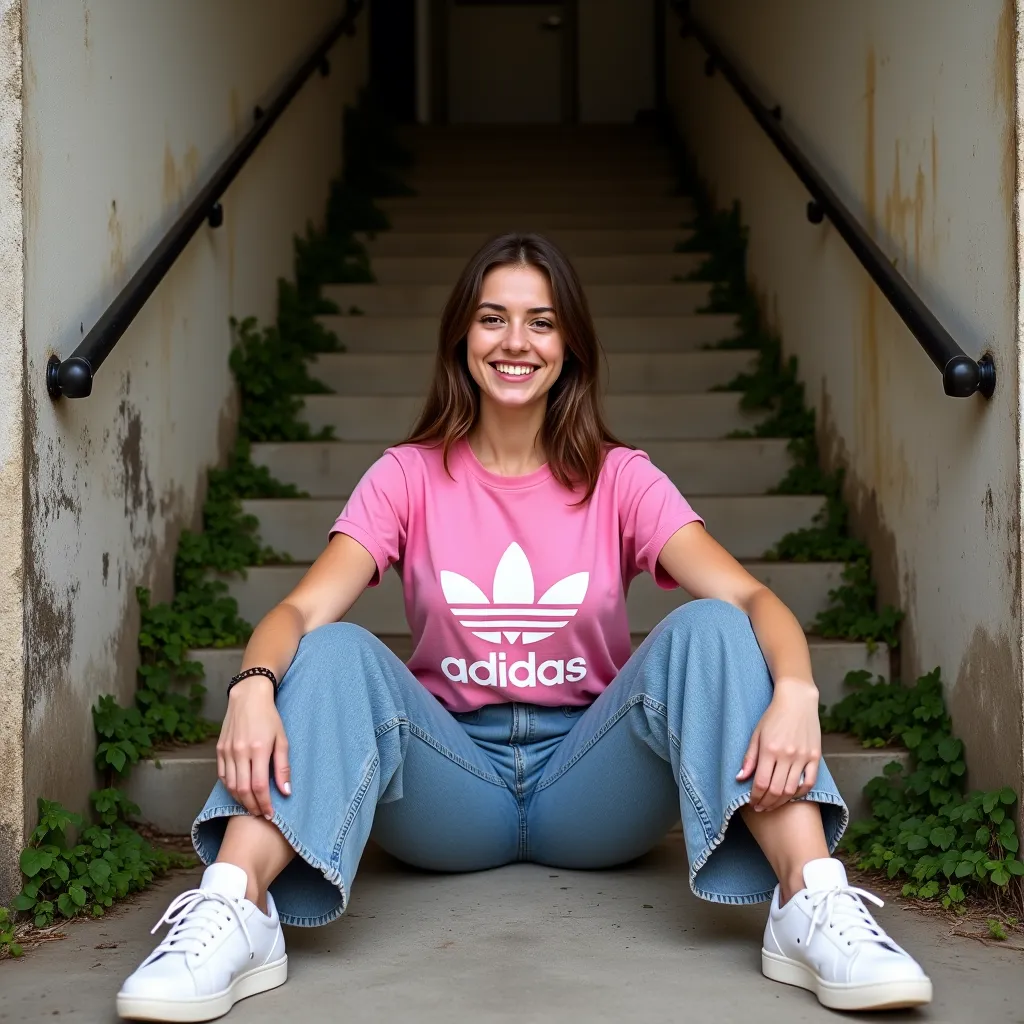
[
  {"left": 481, "top": 315, "right": 503, "bottom": 325},
  {"left": 532, "top": 319, "right": 553, "bottom": 330}
]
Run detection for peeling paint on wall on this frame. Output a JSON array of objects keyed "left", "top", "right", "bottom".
[
  {"left": 0, "top": 0, "right": 25, "bottom": 904},
  {"left": 14, "top": 2, "right": 366, "bottom": 886},
  {"left": 673, "top": 0, "right": 1024, "bottom": 799}
]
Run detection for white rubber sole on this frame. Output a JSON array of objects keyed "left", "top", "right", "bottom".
[
  {"left": 762, "top": 949, "right": 933, "bottom": 1011},
  {"left": 116, "top": 954, "right": 288, "bottom": 1022}
]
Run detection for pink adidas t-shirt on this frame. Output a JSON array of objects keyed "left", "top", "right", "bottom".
[{"left": 329, "top": 439, "right": 704, "bottom": 713}]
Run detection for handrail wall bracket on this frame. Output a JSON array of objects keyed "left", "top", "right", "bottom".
[
  {"left": 670, "top": 3, "right": 995, "bottom": 400},
  {"left": 46, "top": 0, "right": 366, "bottom": 401}
]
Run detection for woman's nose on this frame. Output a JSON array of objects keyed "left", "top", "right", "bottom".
[{"left": 503, "top": 321, "right": 529, "bottom": 351}]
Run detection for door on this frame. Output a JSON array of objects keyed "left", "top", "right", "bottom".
[{"left": 447, "top": 1, "right": 570, "bottom": 123}]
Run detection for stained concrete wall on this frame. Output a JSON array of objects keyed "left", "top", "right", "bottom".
[
  {"left": 8, "top": 1, "right": 366, "bottom": 897},
  {"left": 667, "top": 1, "right": 1023, "bottom": 795},
  {"left": 0, "top": 0, "right": 24, "bottom": 904}
]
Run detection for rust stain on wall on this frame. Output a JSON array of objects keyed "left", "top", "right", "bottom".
[
  {"left": 164, "top": 145, "right": 201, "bottom": 210},
  {"left": 882, "top": 142, "right": 928, "bottom": 278},
  {"left": 108, "top": 199, "right": 124, "bottom": 279},
  {"left": 995, "top": 0, "right": 1016, "bottom": 209},
  {"left": 857, "top": 46, "right": 883, "bottom": 492},
  {"left": 183, "top": 145, "right": 200, "bottom": 187},
  {"left": 818, "top": 386, "right": 904, "bottom": 676},
  {"left": 951, "top": 626, "right": 1024, "bottom": 792},
  {"left": 162, "top": 144, "right": 179, "bottom": 207}
]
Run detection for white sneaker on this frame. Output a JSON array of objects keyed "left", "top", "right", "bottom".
[
  {"left": 117, "top": 863, "right": 287, "bottom": 1022},
  {"left": 762, "top": 857, "right": 933, "bottom": 1011}
]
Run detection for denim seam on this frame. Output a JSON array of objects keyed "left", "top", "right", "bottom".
[
  {"left": 687, "top": 789, "right": 850, "bottom": 906},
  {"left": 398, "top": 719, "right": 506, "bottom": 786},
  {"left": 331, "top": 752, "right": 380, "bottom": 867},
  {"left": 534, "top": 693, "right": 657, "bottom": 792},
  {"left": 677, "top": 763, "right": 716, "bottom": 840}
]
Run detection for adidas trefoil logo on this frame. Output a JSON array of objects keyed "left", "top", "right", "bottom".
[{"left": 440, "top": 542, "right": 589, "bottom": 645}]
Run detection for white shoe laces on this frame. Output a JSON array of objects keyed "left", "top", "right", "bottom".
[
  {"left": 141, "top": 888, "right": 254, "bottom": 967},
  {"left": 805, "top": 884, "right": 891, "bottom": 948}
]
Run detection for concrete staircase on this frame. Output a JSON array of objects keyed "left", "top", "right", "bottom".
[{"left": 125, "top": 126, "right": 903, "bottom": 833}]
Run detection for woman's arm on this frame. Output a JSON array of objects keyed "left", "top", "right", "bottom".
[
  {"left": 656, "top": 522, "right": 822, "bottom": 812},
  {"left": 233, "top": 533, "right": 378, "bottom": 691},
  {"left": 218, "top": 533, "right": 377, "bottom": 819}
]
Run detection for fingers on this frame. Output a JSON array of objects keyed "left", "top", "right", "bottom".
[
  {"left": 736, "top": 730, "right": 760, "bottom": 782},
  {"left": 750, "top": 751, "right": 777, "bottom": 811},
  {"left": 230, "top": 746, "right": 261, "bottom": 817},
  {"left": 273, "top": 730, "right": 292, "bottom": 797},
  {"left": 795, "top": 757, "right": 819, "bottom": 800},
  {"left": 250, "top": 744, "right": 274, "bottom": 820},
  {"left": 749, "top": 756, "right": 821, "bottom": 812}
]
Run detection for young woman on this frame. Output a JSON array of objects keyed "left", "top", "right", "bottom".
[{"left": 117, "top": 234, "right": 932, "bottom": 1021}]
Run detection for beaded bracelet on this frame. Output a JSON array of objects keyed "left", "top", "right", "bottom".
[{"left": 227, "top": 666, "right": 279, "bottom": 700}]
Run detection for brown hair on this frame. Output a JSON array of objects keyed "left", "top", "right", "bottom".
[{"left": 400, "top": 232, "right": 631, "bottom": 502}]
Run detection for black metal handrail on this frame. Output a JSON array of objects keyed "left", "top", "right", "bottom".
[
  {"left": 47, "top": 1, "right": 365, "bottom": 400},
  {"left": 670, "top": 3, "right": 995, "bottom": 399}
]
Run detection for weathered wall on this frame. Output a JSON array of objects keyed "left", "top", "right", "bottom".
[
  {"left": 668, "top": 1, "right": 1023, "bottom": 794},
  {"left": 17, "top": 0, "right": 367, "bottom": 874},
  {"left": 0, "top": 0, "right": 24, "bottom": 903}
]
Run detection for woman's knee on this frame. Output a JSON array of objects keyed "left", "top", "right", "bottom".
[
  {"left": 280, "top": 622, "right": 388, "bottom": 707},
  {"left": 663, "top": 598, "right": 752, "bottom": 637},
  {"left": 660, "top": 600, "right": 769, "bottom": 687},
  {"left": 296, "top": 620, "right": 379, "bottom": 658}
]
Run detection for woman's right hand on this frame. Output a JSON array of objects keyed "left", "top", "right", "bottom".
[{"left": 216, "top": 676, "right": 292, "bottom": 819}]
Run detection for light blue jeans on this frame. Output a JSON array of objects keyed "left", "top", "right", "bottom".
[{"left": 193, "top": 599, "right": 848, "bottom": 927}]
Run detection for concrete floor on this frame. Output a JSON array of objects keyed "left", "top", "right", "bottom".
[{"left": 1, "top": 835, "right": 1021, "bottom": 1024}]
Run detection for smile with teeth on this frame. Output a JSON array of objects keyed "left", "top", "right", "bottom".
[{"left": 492, "top": 362, "right": 539, "bottom": 377}]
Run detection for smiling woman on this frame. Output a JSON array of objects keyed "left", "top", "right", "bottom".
[
  {"left": 404, "top": 232, "right": 628, "bottom": 496},
  {"left": 118, "top": 231, "right": 933, "bottom": 1021}
]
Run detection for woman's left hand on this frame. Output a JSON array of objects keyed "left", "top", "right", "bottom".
[{"left": 736, "top": 681, "right": 822, "bottom": 812}]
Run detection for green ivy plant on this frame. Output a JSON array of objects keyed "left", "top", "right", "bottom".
[
  {"left": 92, "top": 87, "right": 412, "bottom": 787},
  {"left": 5, "top": 92, "right": 412, "bottom": 952},
  {"left": 825, "top": 669, "right": 1023, "bottom": 912},
  {"left": 0, "top": 907, "right": 20, "bottom": 958},
  {"left": 8, "top": 794, "right": 191, "bottom": 935},
  {"left": 671, "top": 135, "right": 902, "bottom": 648},
  {"left": 666, "top": 119, "right": 1020, "bottom": 914}
]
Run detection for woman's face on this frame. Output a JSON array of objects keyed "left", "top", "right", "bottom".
[{"left": 465, "top": 263, "right": 565, "bottom": 411}]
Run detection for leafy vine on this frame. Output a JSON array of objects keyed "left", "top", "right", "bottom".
[{"left": 2, "top": 89, "right": 411, "bottom": 952}]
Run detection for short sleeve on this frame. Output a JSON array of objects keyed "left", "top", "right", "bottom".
[
  {"left": 329, "top": 451, "right": 409, "bottom": 586},
  {"left": 617, "top": 450, "right": 704, "bottom": 589}
]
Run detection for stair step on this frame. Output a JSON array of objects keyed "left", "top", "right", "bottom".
[
  {"left": 380, "top": 211, "right": 694, "bottom": 232},
  {"left": 298, "top": 392, "right": 763, "bottom": 442},
  {"left": 320, "top": 313, "right": 737, "bottom": 352},
  {"left": 222, "top": 560, "right": 846, "bottom": 637},
  {"left": 250, "top": 438, "right": 797, "bottom": 498},
  {"left": 307, "top": 350, "right": 755, "bottom": 396},
  {"left": 322, "top": 283, "right": 710, "bottom": 318},
  {"left": 402, "top": 177, "right": 680, "bottom": 197},
  {"left": 121, "top": 732, "right": 901, "bottom": 836},
  {"left": 406, "top": 161, "right": 676, "bottom": 179},
  {"left": 378, "top": 193, "right": 693, "bottom": 212},
  {"left": 361, "top": 228, "right": 693, "bottom": 257},
  {"left": 370, "top": 253, "right": 706, "bottom": 285},
  {"left": 242, "top": 494, "right": 824, "bottom": 565}
]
